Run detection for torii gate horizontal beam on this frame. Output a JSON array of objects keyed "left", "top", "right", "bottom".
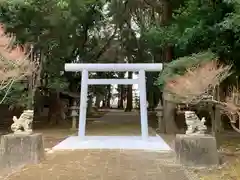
[
  {"left": 88, "top": 79, "right": 139, "bottom": 85},
  {"left": 65, "top": 63, "right": 163, "bottom": 72}
]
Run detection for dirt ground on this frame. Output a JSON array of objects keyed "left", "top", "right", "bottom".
[
  {"left": 0, "top": 110, "right": 189, "bottom": 180},
  {"left": 1, "top": 110, "right": 240, "bottom": 180},
  {"left": 195, "top": 134, "right": 240, "bottom": 180},
  {"left": 2, "top": 128, "right": 240, "bottom": 180},
  {"left": 3, "top": 150, "right": 189, "bottom": 180},
  {"left": 1, "top": 127, "right": 190, "bottom": 180}
]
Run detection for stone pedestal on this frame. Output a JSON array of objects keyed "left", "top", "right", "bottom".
[
  {"left": 175, "top": 134, "right": 219, "bottom": 167},
  {"left": 0, "top": 133, "right": 45, "bottom": 170}
]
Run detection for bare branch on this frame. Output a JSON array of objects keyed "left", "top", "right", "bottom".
[
  {"left": 0, "top": 23, "right": 38, "bottom": 103},
  {"left": 163, "top": 58, "right": 240, "bottom": 133},
  {"left": 164, "top": 61, "right": 232, "bottom": 104}
]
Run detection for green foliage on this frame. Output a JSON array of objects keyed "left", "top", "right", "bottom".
[
  {"left": 219, "top": 0, "right": 240, "bottom": 31},
  {"left": 0, "top": 0, "right": 105, "bottom": 58},
  {"left": 2, "top": 0, "right": 240, "bottom": 106},
  {"left": 156, "top": 51, "right": 217, "bottom": 89},
  {"left": 0, "top": 0, "right": 108, "bottom": 106},
  {"left": 140, "top": 0, "right": 240, "bottom": 90},
  {"left": 143, "top": 0, "right": 232, "bottom": 56},
  {"left": 0, "top": 82, "right": 28, "bottom": 106},
  {"left": 47, "top": 77, "right": 69, "bottom": 91}
]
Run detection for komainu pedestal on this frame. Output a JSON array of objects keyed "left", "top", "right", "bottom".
[
  {"left": 0, "top": 133, "right": 44, "bottom": 170},
  {"left": 175, "top": 134, "right": 219, "bottom": 167}
]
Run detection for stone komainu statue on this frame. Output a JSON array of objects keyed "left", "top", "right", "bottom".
[
  {"left": 11, "top": 110, "right": 34, "bottom": 134},
  {"left": 184, "top": 111, "right": 207, "bottom": 135}
]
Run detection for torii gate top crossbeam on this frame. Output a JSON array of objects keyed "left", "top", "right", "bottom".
[{"left": 64, "top": 63, "right": 163, "bottom": 72}]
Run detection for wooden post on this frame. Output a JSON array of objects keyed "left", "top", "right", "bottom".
[
  {"left": 214, "top": 104, "right": 222, "bottom": 149},
  {"left": 213, "top": 85, "right": 222, "bottom": 149},
  {"left": 210, "top": 104, "right": 221, "bottom": 149},
  {"left": 163, "top": 99, "right": 178, "bottom": 134}
]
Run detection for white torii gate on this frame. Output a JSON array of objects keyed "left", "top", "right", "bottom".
[{"left": 65, "top": 63, "right": 163, "bottom": 140}]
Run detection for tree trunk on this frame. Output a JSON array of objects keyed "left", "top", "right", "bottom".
[
  {"left": 95, "top": 94, "right": 101, "bottom": 108},
  {"left": 118, "top": 85, "right": 124, "bottom": 109},
  {"left": 148, "top": 91, "right": 154, "bottom": 111},
  {"left": 125, "top": 72, "right": 133, "bottom": 112},
  {"left": 29, "top": 48, "right": 42, "bottom": 110},
  {"left": 117, "top": 86, "right": 121, "bottom": 108},
  {"left": 213, "top": 86, "right": 222, "bottom": 149},
  {"left": 102, "top": 99, "right": 106, "bottom": 108},
  {"left": 163, "top": 98, "right": 179, "bottom": 134},
  {"left": 214, "top": 104, "right": 221, "bottom": 149},
  {"left": 118, "top": 73, "right": 125, "bottom": 109},
  {"left": 146, "top": 73, "right": 154, "bottom": 111},
  {"left": 33, "top": 88, "right": 41, "bottom": 117},
  {"left": 107, "top": 85, "right": 111, "bottom": 108},
  {"left": 27, "top": 48, "right": 34, "bottom": 110},
  {"left": 160, "top": 0, "right": 172, "bottom": 26},
  {"left": 160, "top": 0, "right": 176, "bottom": 134},
  {"left": 48, "top": 91, "right": 65, "bottom": 125},
  {"left": 87, "top": 96, "right": 93, "bottom": 113},
  {"left": 209, "top": 104, "right": 221, "bottom": 149}
]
